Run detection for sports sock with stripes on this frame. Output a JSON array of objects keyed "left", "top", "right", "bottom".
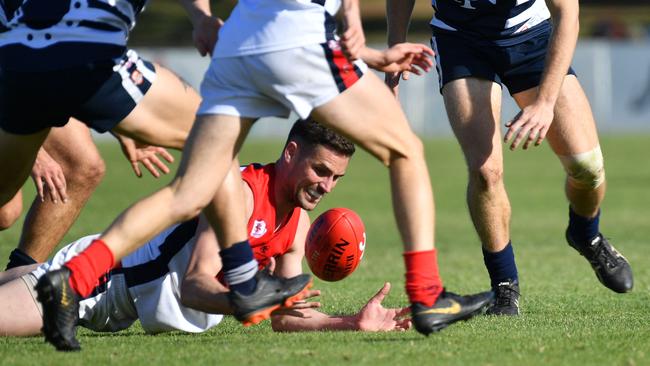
[
  {"left": 482, "top": 241, "right": 518, "bottom": 288},
  {"left": 220, "top": 240, "right": 258, "bottom": 295},
  {"left": 64, "top": 238, "right": 115, "bottom": 298},
  {"left": 404, "top": 249, "right": 443, "bottom": 307},
  {"left": 568, "top": 207, "right": 600, "bottom": 245}
]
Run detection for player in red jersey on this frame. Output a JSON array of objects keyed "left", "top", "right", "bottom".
[{"left": 0, "top": 119, "right": 410, "bottom": 335}]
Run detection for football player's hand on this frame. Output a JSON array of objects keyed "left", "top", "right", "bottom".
[
  {"left": 192, "top": 15, "right": 223, "bottom": 57},
  {"left": 117, "top": 135, "right": 174, "bottom": 178},
  {"left": 504, "top": 100, "right": 555, "bottom": 150},
  {"left": 356, "top": 282, "right": 411, "bottom": 332},
  {"left": 31, "top": 148, "right": 67, "bottom": 203},
  {"left": 380, "top": 43, "right": 433, "bottom": 74}
]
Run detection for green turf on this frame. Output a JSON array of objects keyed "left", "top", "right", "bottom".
[{"left": 1, "top": 135, "right": 649, "bottom": 365}]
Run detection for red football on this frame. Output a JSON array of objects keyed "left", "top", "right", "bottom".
[{"left": 305, "top": 208, "right": 366, "bottom": 282}]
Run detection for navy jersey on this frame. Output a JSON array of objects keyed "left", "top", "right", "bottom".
[
  {"left": 0, "top": 0, "right": 147, "bottom": 48},
  {"left": 0, "top": 0, "right": 148, "bottom": 70},
  {"left": 431, "top": 0, "right": 550, "bottom": 41}
]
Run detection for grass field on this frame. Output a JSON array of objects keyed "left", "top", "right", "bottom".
[{"left": 0, "top": 134, "right": 649, "bottom": 365}]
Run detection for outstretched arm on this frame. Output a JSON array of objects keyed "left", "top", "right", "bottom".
[
  {"left": 360, "top": 43, "right": 433, "bottom": 74},
  {"left": 271, "top": 282, "right": 411, "bottom": 332},
  {"left": 271, "top": 212, "right": 411, "bottom": 332}
]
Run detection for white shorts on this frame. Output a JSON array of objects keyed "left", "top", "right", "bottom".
[
  {"left": 30, "top": 235, "right": 138, "bottom": 333},
  {"left": 29, "top": 227, "right": 224, "bottom": 334},
  {"left": 198, "top": 40, "right": 368, "bottom": 119}
]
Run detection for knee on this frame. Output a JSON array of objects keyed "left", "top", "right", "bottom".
[
  {"left": 468, "top": 162, "right": 504, "bottom": 190},
  {"left": 168, "top": 183, "right": 210, "bottom": 222},
  {"left": 385, "top": 133, "right": 425, "bottom": 167},
  {"left": 559, "top": 146, "right": 605, "bottom": 190},
  {"left": 66, "top": 154, "right": 106, "bottom": 189},
  {"left": 0, "top": 202, "right": 21, "bottom": 230}
]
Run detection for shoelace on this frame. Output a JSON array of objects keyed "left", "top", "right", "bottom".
[
  {"left": 495, "top": 284, "right": 519, "bottom": 307},
  {"left": 590, "top": 236, "right": 622, "bottom": 270}
]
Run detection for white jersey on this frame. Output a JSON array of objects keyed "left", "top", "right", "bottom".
[
  {"left": 32, "top": 219, "right": 224, "bottom": 334},
  {"left": 214, "top": 0, "right": 341, "bottom": 57},
  {"left": 0, "top": 0, "right": 146, "bottom": 49}
]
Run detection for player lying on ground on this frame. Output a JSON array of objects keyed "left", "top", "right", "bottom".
[
  {"left": 0, "top": 119, "right": 412, "bottom": 336},
  {"left": 36, "top": 0, "right": 494, "bottom": 351}
]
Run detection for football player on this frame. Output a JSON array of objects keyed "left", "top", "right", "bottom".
[
  {"left": 386, "top": 0, "right": 633, "bottom": 316},
  {"left": 0, "top": 119, "right": 419, "bottom": 336},
  {"left": 35, "top": 0, "right": 493, "bottom": 350}
]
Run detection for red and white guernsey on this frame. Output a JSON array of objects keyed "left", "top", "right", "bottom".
[{"left": 241, "top": 163, "right": 302, "bottom": 269}]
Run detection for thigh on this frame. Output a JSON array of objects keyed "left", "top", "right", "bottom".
[
  {"left": 0, "top": 129, "right": 49, "bottom": 205},
  {"left": 499, "top": 31, "right": 577, "bottom": 95},
  {"left": 113, "top": 62, "right": 201, "bottom": 150},
  {"left": 310, "top": 71, "right": 418, "bottom": 164},
  {"left": 442, "top": 77, "right": 504, "bottom": 169},
  {"left": 512, "top": 75, "right": 600, "bottom": 156},
  {"left": 0, "top": 189, "right": 23, "bottom": 230},
  {"left": 173, "top": 114, "right": 255, "bottom": 206},
  {"left": 43, "top": 119, "right": 103, "bottom": 176},
  {"left": 0, "top": 276, "right": 43, "bottom": 336},
  {"left": 432, "top": 31, "right": 501, "bottom": 93}
]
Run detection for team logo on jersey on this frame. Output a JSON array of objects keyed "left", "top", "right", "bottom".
[
  {"left": 251, "top": 220, "right": 268, "bottom": 238},
  {"left": 328, "top": 39, "right": 340, "bottom": 51},
  {"left": 130, "top": 69, "right": 144, "bottom": 85}
]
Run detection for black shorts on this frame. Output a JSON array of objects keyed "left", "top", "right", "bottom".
[
  {"left": 431, "top": 21, "right": 576, "bottom": 95},
  {"left": 0, "top": 49, "right": 155, "bottom": 134}
]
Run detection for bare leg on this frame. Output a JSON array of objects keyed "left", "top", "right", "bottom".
[
  {"left": 0, "top": 276, "right": 43, "bottom": 336},
  {"left": 202, "top": 160, "right": 250, "bottom": 250},
  {"left": 311, "top": 72, "right": 434, "bottom": 251},
  {"left": 0, "top": 129, "right": 49, "bottom": 206},
  {"left": 101, "top": 115, "right": 255, "bottom": 259},
  {"left": 513, "top": 75, "right": 604, "bottom": 217},
  {"left": 442, "top": 78, "right": 510, "bottom": 252},
  {"left": 111, "top": 64, "right": 200, "bottom": 150},
  {"left": 0, "top": 190, "right": 22, "bottom": 230},
  {"left": 0, "top": 264, "right": 39, "bottom": 285},
  {"left": 16, "top": 120, "right": 105, "bottom": 262}
]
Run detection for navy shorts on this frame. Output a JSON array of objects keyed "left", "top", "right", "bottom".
[
  {"left": 0, "top": 49, "right": 156, "bottom": 135},
  {"left": 431, "top": 22, "right": 576, "bottom": 95}
]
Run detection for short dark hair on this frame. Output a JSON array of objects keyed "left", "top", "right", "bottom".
[{"left": 285, "top": 118, "right": 356, "bottom": 157}]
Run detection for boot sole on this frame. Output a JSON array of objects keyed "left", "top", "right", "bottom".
[
  {"left": 241, "top": 279, "right": 314, "bottom": 327},
  {"left": 35, "top": 276, "right": 81, "bottom": 352}
]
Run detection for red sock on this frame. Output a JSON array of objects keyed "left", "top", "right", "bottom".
[
  {"left": 64, "top": 239, "right": 115, "bottom": 298},
  {"left": 404, "top": 249, "right": 443, "bottom": 307}
]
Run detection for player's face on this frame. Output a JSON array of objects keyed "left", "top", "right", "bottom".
[{"left": 291, "top": 145, "right": 349, "bottom": 211}]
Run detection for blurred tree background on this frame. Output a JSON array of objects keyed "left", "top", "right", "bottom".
[{"left": 130, "top": 0, "right": 650, "bottom": 47}]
